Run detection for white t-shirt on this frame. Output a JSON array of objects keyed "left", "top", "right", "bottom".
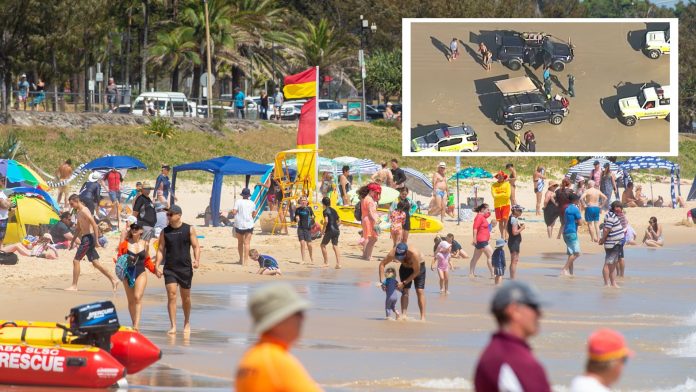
[
  {"left": 0, "top": 192, "right": 8, "bottom": 220},
  {"left": 233, "top": 199, "right": 256, "bottom": 230},
  {"left": 570, "top": 375, "right": 611, "bottom": 392}
]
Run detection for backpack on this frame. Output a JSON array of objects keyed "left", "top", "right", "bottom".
[{"left": 354, "top": 200, "right": 362, "bottom": 221}]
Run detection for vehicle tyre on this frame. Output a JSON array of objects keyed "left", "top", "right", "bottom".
[
  {"left": 461, "top": 149, "right": 472, "bottom": 153},
  {"left": 511, "top": 120, "right": 524, "bottom": 131},
  {"left": 623, "top": 116, "right": 637, "bottom": 126},
  {"left": 508, "top": 60, "right": 522, "bottom": 71},
  {"left": 551, "top": 61, "right": 565, "bottom": 72},
  {"left": 648, "top": 50, "right": 661, "bottom": 59},
  {"left": 550, "top": 115, "right": 563, "bottom": 125}
]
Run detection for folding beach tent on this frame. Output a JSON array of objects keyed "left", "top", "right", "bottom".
[
  {"left": 688, "top": 176, "right": 696, "bottom": 202},
  {"left": 4, "top": 195, "right": 59, "bottom": 244},
  {"left": 171, "top": 156, "right": 272, "bottom": 226},
  {"left": 616, "top": 156, "right": 681, "bottom": 209}
]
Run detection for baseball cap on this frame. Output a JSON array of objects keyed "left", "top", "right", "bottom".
[
  {"left": 511, "top": 204, "right": 524, "bottom": 212},
  {"left": 162, "top": 165, "right": 171, "bottom": 170},
  {"left": 394, "top": 243, "right": 408, "bottom": 261},
  {"left": 587, "top": 328, "right": 634, "bottom": 362},
  {"left": 241, "top": 188, "right": 251, "bottom": 197},
  {"left": 593, "top": 160, "right": 600, "bottom": 165},
  {"left": 491, "top": 281, "right": 544, "bottom": 315},
  {"left": 438, "top": 162, "right": 446, "bottom": 168},
  {"left": 166, "top": 204, "right": 183, "bottom": 215},
  {"left": 21, "top": 74, "right": 26, "bottom": 78}
]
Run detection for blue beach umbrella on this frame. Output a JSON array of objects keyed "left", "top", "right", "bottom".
[
  {"left": 83, "top": 155, "right": 147, "bottom": 171},
  {"left": 449, "top": 167, "right": 493, "bottom": 180}
]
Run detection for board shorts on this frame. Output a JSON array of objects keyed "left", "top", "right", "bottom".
[
  {"left": 164, "top": 266, "right": 193, "bottom": 289},
  {"left": 321, "top": 229, "right": 339, "bottom": 246},
  {"left": 475, "top": 241, "right": 489, "bottom": 249},
  {"left": 493, "top": 255, "right": 506, "bottom": 277},
  {"left": 508, "top": 236, "right": 521, "bottom": 253},
  {"left": 297, "top": 227, "right": 312, "bottom": 242},
  {"left": 399, "top": 262, "right": 426, "bottom": 290},
  {"left": 141, "top": 225, "right": 155, "bottom": 241},
  {"left": 604, "top": 244, "right": 621, "bottom": 265},
  {"left": 584, "top": 206, "right": 601, "bottom": 222},
  {"left": 235, "top": 228, "right": 254, "bottom": 236},
  {"left": 563, "top": 232, "right": 581, "bottom": 255},
  {"left": 75, "top": 234, "right": 99, "bottom": 262},
  {"left": 108, "top": 191, "right": 121, "bottom": 203},
  {"left": 0, "top": 218, "right": 7, "bottom": 241},
  {"left": 495, "top": 205, "right": 510, "bottom": 221}
]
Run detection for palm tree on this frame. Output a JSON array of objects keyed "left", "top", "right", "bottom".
[{"left": 150, "top": 27, "right": 201, "bottom": 91}]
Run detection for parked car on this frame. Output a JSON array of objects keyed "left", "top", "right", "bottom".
[
  {"left": 376, "top": 103, "right": 402, "bottom": 114},
  {"left": 411, "top": 125, "right": 479, "bottom": 153},
  {"left": 318, "top": 99, "right": 346, "bottom": 120},
  {"left": 643, "top": 27, "right": 670, "bottom": 59},
  {"left": 132, "top": 92, "right": 194, "bottom": 117},
  {"left": 196, "top": 104, "right": 233, "bottom": 118},
  {"left": 270, "top": 100, "right": 306, "bottom": 120},
  {"left": 496, "top": 31, "right": 574, "bottom": 71},
  {"left": 616, "top": 84, "right": 671, "bottom": 126},
  {"left": 495, "top": 76, "right": 569, "bottom": 131},
  {"left": 365, "top": 105, "right": 384, "bottom": 120},
  {"left": 116, "top": 104, "right": 131, "bottom": 114}
]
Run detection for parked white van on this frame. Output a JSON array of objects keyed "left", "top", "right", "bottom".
[{"left": 132, "top": 92, "right": 194, "bottom": 117}]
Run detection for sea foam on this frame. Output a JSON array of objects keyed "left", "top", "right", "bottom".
[{"left": 667, "top": 331, "right": 696, "bottom": 358}]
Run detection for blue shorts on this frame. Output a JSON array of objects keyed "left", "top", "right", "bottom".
[
  {"left": 475, "top": 241, "right": 489, "bottom": 249},
  {"left": 108, "top": 191, "right": 121, "bottom": 203},
  {"left": 493, "top": 257, "right": 506, "bottom": 276},
  {"left": 563, "top": 232, "right": 581, "bottom": 255},
  {"left": 584, "top": 206, "right": 600, "bottom": 222},
  {"left": 0, "top": 218, "right": 7, "bottom": 241}
]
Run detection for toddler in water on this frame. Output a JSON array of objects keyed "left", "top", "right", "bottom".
[
  {"left": 249, "top": 249, "right": 282, "bottom": 276},
  {"left": 382, "top": 267, "right": 401, "bottom": 320},
  {"left": 389, "top": 201, "right": 408, "bottom": 245},
  {"left": 432, "top": 237, "right": 454, "bottom": 294}
]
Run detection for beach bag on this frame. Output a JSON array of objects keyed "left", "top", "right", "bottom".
[
  {"left": 310, "top": 222, "right": 322, "bottom": 240},
  {"left": 0, "top": 252, "right": 18, "bottom": 265},
  {"left": 115, "top": 254, "right": 136, "bottom": 287},
  {"left": 354, "top": 201, "right": 362, "bottom": 221}
]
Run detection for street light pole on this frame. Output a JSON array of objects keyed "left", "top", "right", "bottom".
[
  {"left": 203, "top": 0, "right": 213, "bottom": 118},
  {"left": 359, "top": 15, "right": 376, "bottom": 122}
]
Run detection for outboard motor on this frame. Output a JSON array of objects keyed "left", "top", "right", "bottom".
[{"left": 65, "top": 301, "right": 120, "bottom": 352}]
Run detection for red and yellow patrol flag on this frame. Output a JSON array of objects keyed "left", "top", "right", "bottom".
[
  {"left": 297, "top": 97, "right": 316, "bottom": 148},
  {"left": 283, "top": 68, "right": 317, "bottom": 99}
]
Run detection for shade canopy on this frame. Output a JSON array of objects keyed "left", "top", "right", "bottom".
[
  {"left": 494, "top": 76, "right": 538, "bottom": 95},
  {"left": 172, "top": 156, "right": 272, "bottom": 226},
  {"left": 567, "top": 157, "right": 622, "bottom": 178},
  {"left": 449, "top": 167, "right": 493, "bottom": 180},
  {"left": 4, "top": 195, "right": 59, "bottom": 244},
  {"left": 616, "top": 156, "right": 681, "bottom": 208},
  {"left": 0, "top": 159, "right": 49, "bottom": 190},
  {"left": 83, "top": 155, "right": 147, "bottom": 171}
]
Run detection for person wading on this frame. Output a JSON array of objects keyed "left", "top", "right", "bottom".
[{"left": 378, "top": 243, "right": 427, "bottom": 321}]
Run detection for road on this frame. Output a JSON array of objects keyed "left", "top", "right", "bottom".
[{"left": 408, "top": 21, "right": 672, "bottom": 154}]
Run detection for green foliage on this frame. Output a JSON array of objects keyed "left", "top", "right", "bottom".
[
  {"left": 366, "top": 49, "right": 401, "bottom": 102},
  {"left": 144, "top": 117, "right": 177, "bottom": 139},
  {"left": 211, "top": 109, "right": 227, "bottom": 133},
  {"left": 371, "top": 119, "right": 400, "bottom": 129},
  {"left": 0, "top": 131, "right": 24, "bottom": 159}
]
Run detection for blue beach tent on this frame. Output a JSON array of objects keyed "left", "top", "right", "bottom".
[
  {"left": 616, "top": 156, "right": 681, "bottom": 209},
  {"left": 171, "top": 156, "right": 272, "bottom": 226}
]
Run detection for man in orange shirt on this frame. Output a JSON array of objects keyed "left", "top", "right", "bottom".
[{"left": 235, "top": 282, "right": 322, "bottom": 392}]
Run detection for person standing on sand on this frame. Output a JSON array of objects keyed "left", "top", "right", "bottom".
[
  {"left": 338, "top": 166, "right": 352, "bottom": 206},
  {"left": 544, "top": 181, "right": 560, "bottom": 238},
  {"left": 294, "top": 196, "right": 315, "bottom": 264},
  {"left": 561, "top": 193, "right": 582, "bottom": 277},
  {"left": 506, "top": 163, "right": 517, "bottom": 205},
  {"left": 65, "top": 194, "right": 119, "bottom": 291},
  {"left": 474, "top": 281, "right": 551, "bottom": 392},
  {"left": 449, "top": 37, "right": 459, "bottom": 62},
  {"left": 235, "top": 282, "right": 321, "bottom": 392},
  {"left": 320, "top": 197, "right": 341, "bottom": 269},
  {"left": 570, "top": 329, "right": 632, "bottom": 392},
  {"left": 117, "top": 223, "right": 155, "bottom": 331},
  {"left": 600, "top": 163, "right": 617, "bottom": 209},
  {"left": 154, "top": 165, "right": 171, "bottom": 205},
  {"left": 470, "top": 203, "right": 494, "bottom": 279},
  {"left": 582, "top": 180, "right": 607, "bottom": 243},
  {"left": 507, "top": 205, "right": 525, "bottom": 280},
  {"left": 390, "top": 187, "right": 414, "bottom": 244},
  {"left": 56, "top": 159, "right": 73, "bottom": 210},
  {"left": 371, "top": 162, "right": 393, "bottom": 187},
  {"left": 590, "top": 160, "right": 602, "bottom": 185},
  {"left": 133, "top": 183, "right": 157, "bottom": 246},
  {"left": 378, "top": 243, "right": 427, "bottom": 321},
  {"left": 555, "top": 178, "right": 573, "bottom": 240},
  {"left": 79, "top": 172, "right": 102, "bottom": 215},
  {"left": 233, "top": 188, "right": 256, "bottom": 266},
  {"left": 533, "top": 166, "right": 545, "bottom": 216},
  {"left": 568, "top": 74, "right": 576, "bottom": 98},
  {"left": 390, "top": 159, "right": 407, "bottom": 189},
  {"left": 491, "top": 171, "right": 511, "bottom": 241},
  {"left": 359, "top": 183, "right": 381, "bottom": 261},
  {"left": 155, "top": 205, "right": 201, "bottom": 335},
  {"left": 431, "top": 162, "right": 448, "bottom": 222}
]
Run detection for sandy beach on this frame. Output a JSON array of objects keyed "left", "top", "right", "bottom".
[{"left": 0, "top": 177, "right": 694, "bottom": 391}]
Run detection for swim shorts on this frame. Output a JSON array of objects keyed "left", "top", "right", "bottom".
[
  {"left": 163, "top": 266, "right": 193, "bottom": 289},
  {"left": 108, "top": 191, "right": 121, "bottom": 203},
  {"left": 508, "top": 236, "right": 521, "bottom": 253},
  {"left": 399, "top": 262, "right": 426, "bottom": 290},
  {"left": 75, "top": 234, "right": 99, "bottom": 262},
  {"left": 320, "top": 229, "right": 339, "bottom": 246},
  {"left": 0, "top": 219, "right": 7, "bottom": 241},
  {"left": 297, "top": 227, "right": 312, "bottom": 242},
  {"left": 604, "top": 244, "right": 621, "bottom": 265},
  {"left": 563, "top": 232, "right": 581, "bottom": 255},
  {"left": 235, "top": 228, "right": 254, "bottom": 236},
  {"left": 495, "top": 205, "right": 510, "bottom": 221},
  {"left": 436, "top": 190, "right": 446, "bottom": 199},
  {"left": 493, "top": 255, "right": 506, "bottom": 277},
  {"left": 584, "top": 206, "right": 600, "bottom": 222},
  {"left": 475, "top": 241, "right": 489, "bottom": 249}
]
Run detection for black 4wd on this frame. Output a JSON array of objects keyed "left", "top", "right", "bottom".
[
  {"left": 494, "top": 77, "right": 569, "bottom": 131},
  {"left": 496, "top": 32, "right": 574, "bottom": 72}
]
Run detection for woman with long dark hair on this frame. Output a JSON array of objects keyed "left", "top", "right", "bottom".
[
  {"left": 544, "top": 181, "right": 560, "bottom": 238},
  {"left": 470, "top": 203, "right": 493, "bottom": 278},
  {"left": 359, "top": 183, "right": 381, "bottom": 261},
  {"left": 643, "top": 216, "right": 664, "bottom": 247},
  {"left": 117, "top": 223, "right": 155, "bottom": 331}
]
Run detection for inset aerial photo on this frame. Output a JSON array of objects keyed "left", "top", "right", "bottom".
[{"left": 404, "top": 19, "right": 677, "bottom": 155}]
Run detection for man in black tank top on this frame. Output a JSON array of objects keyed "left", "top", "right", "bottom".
[{"left": 155, "top": 204, "right": 201, "bottom": 335}]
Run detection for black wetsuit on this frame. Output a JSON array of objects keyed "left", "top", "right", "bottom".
[{"left": 162, "top": 223, "right": 193, "bottom": 289}]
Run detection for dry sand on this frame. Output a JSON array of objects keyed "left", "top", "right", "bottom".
[
  {"left": 1, "top": 177, "right": 693, "bottom": 322},
  {"left": 408, "top": 21, "right": 672, "bottom": 153}
]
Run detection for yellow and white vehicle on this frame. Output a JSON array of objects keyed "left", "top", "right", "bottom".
[
  {"left": 411, "top": 125, "right": 479, "bottom": 153},
  {"left": 616, "top": 84, "right": 671, "bottom": 126},
  {"left": 644, "top": 28, "right": 670, "bottom": 59}
]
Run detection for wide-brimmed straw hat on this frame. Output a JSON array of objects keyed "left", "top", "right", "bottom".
[
  {"left": 88, "top": 172, "right": 102, "bottom": 182},
  {"left": 248, "top": 282, "right": 310, "bottom": 335},
  {"left": 548, "top": 180, "right": 559, "bottom": 188}
]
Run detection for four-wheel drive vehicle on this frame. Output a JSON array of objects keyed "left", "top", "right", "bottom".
[
  {"left": 496, "top": 31, "right": 574, "bottom": 71},
  {"left": 411, "top": 125, "right": 479, "bottom": 153},
  {"left": 318, "top": 100, "right": 346, "bottom": 120},
  {"left": 495, "top": 76, "right": 569, "bottom": 131},
  {"left": 616, "top": 84, "right": 671, "bottom": 126},
  {"left": 644, "top": 28, "right": 670, "bottom": 59},
  {"left": 132, "top": 92, "right": 194, "bottom": 117}
]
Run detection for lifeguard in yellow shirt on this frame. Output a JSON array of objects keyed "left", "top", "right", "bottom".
[{"left": 491, "top": 171, "right": 512, "bottom": 240}]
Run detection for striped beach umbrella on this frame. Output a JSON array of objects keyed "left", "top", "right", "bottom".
[{"left": 402, "top": 167, "right": 433, "bottom": 197}]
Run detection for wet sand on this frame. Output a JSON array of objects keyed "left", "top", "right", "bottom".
[{"left": 408, "top": 21, "right": 673, "bottom": 153}]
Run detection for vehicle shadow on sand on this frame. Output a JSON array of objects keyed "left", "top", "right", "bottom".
[
  {"left": 495, "top": 129, "right": 515, "bottom": 152},
  {"left": 599, "top": 81, "right": 661, "bottom": 120},
  {"left": 474, "top": 75, "right": 509, "bottom": 123},
  {"left": 430, "top": 36, "right": 451, "bottom": 61}
]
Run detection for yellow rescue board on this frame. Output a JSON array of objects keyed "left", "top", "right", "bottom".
[{"left": 334, "top": 206, "right": 444, "bottom": 234}]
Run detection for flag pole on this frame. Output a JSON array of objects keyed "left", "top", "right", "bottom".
[{"left": 315, "top": 66, "right": 319, "bottom": 204}]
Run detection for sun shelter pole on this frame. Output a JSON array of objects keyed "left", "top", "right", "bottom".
[
  {"left": 456, "top": 156, "right": 461, "bottom": 225},
  {"left": 170, "top": 168, "right": 178, "bottom": 207},
  {"left": 670, "top": 167, "right": 676, "bottom": 209},
  {"left": 211, "top": 172, "right": 223, "bottom": 227}
]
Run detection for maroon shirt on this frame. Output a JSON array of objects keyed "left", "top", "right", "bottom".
[{"left": 474, "top": 332, "right": 551, "bottom": 392}]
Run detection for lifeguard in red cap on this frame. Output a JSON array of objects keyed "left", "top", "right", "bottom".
[
  {"left": 491, "top": 171, "right": 512, "bottom": 240},
  {"left": 570, "top": 328, "right": 633, "bottom": 391}
]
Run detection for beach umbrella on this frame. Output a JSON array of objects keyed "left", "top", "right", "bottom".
[
  {"left": 5, "top": 187, "right": 60, "bottom": 212},
  {"left": 279, "top": 156, "right": 337, "bottom": 174},
  {"left": 448, "top": 167, "right": 493, "bottom": 212},
  {"left": 332, "top": 156, "right": 380, "bottom": 184},
  {"left": 348, "top": 185, "right": 400, "bottom": 205},
  {"left": 402, "top": 167, "right": 433, "bottom": 197},
  {"left": 0, "top": 159, "right": 48, "bottom": 189},
  {"left": 82, "top": 155, "right": 147, "bottom": 171},
  {"left": 567, "top": 157, "right": 620, "bottom": 178},
  {"left": 16, "top": 163, "right": 50, "bottom": 190}
]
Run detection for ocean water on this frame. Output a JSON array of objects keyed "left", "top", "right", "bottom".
[{"left": 1, "top": 243, "right": 695, "bottom": 392}]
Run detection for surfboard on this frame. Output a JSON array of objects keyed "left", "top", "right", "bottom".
[{"left": 334, "top": 205, "right": 443, "bottom": 234}]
